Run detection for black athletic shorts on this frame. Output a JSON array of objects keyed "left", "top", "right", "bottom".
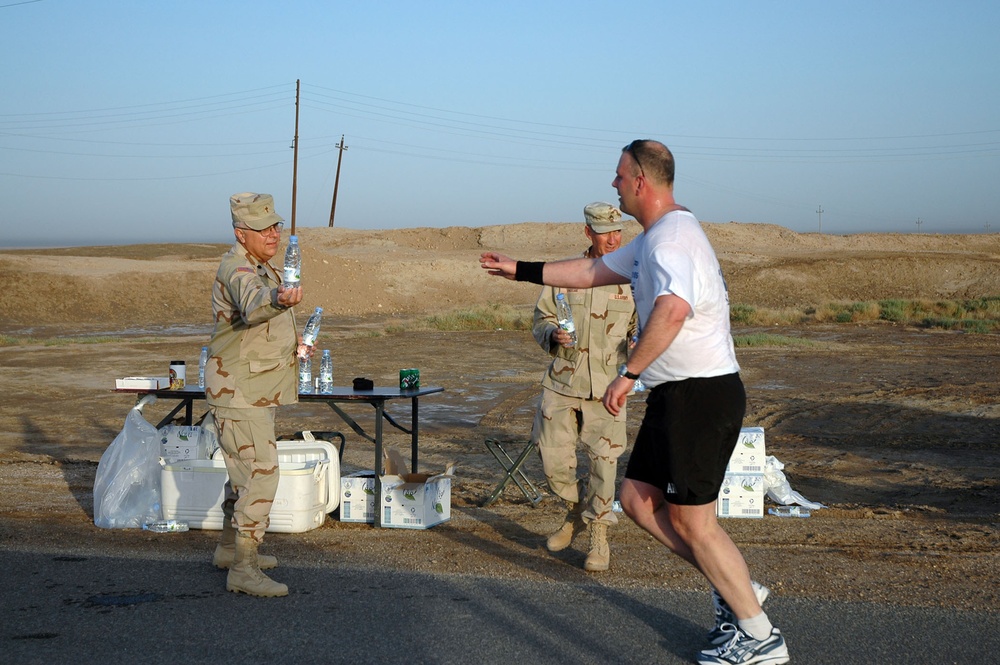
[{"left": 625, "top": 372, "right": 746, "bottom": 506}]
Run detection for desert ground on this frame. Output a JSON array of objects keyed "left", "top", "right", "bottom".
[{"left": 0, "top": 221, "right": 997, "bottom": 613}]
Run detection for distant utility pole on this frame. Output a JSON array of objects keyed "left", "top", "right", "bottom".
[
  {"left": 986, "top": 223, "right": 992, "bottom": 233},
  {"left": 916, "top": 218, "right": 923, "bottom": 233},
  {"left": 816, "top": 205, "right": 824, "bottom": 234},
  {"left": 327, "top": 135, "right": 349, "bottom": 228},
  {"left": 290, "top": 79, "right": 301, "bottom": 235}
]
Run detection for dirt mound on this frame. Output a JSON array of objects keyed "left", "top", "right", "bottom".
[{"left": 1, "top": 222, "right": 997, "bottom": 327}]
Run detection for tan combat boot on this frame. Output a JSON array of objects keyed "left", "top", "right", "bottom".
[
  {"left": 546, "top": 501, "right": 586, "bottom": 552},
  {"left": 584, "top": 522, "right": 610, "bottom": 572},
  {"left": 213, "top": 516, "right": 277, "bottom": 570},
  {"left": 226, "top": 535, "right": 288, "bottom": 597}
]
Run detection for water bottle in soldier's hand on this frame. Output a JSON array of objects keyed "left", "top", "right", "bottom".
[
  {"left": 555, "top": 293, "right": 577, "bottom": 347},
  {"left": 298, "top": 306, "right": 323, "bottom": 358},
  {"left": 628, "top": 335, "right": 646, "bottom": 392},
  {"left": 283, "top": 235, "right": 301, "bottom": 290},
  {"left": 198, "top": 346, "right": 208, "bottom": 389}
]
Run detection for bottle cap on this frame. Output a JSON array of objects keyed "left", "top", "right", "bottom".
[
  {"left": 556, "top": 293, "right": 565, "bottom": 300},
  {"left": 289, "top": 235, "right": 298, "bottom": 242},
  {"left": 315, "top": 306, "right": 323, "bottom": 313}
]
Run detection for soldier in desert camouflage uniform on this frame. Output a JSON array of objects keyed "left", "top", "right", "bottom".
[
  {"left": 531, "top": 202, "right": 637, "bottom": 571},
  {"left": 205, "top": 192, "right": 308, "bottom": 597}
]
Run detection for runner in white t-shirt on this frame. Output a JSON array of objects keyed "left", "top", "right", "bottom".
[
  {"left": 600, "top": 207, "right": 739, "bottom": 386},
  {"left": 480, "top": 140, "right": 789, "bottom": 665}
]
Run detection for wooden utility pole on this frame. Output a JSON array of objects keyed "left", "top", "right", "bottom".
[
  {"left": 816, "top": 205, "right": 824, "bottom": 234},
  {"left": 916, "top": 217, "right": 923, "bottom": 232},
  {"left": 328, "top": 135, "right": 348, "bottom": 227},
  {"left": 290, "top": 79, "right": 300, "bottom": 234}
]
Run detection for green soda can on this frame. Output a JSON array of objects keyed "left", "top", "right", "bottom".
[{"left": 399, "top": 368, "right": 420, "bottom": 390}]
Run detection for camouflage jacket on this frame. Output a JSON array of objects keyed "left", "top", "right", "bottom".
[
  {"left": 533, "top": 254, "right": 637, "bottom": 399},
  {"left": 205, "top": 243, "right": 298, "bottom": 418}
]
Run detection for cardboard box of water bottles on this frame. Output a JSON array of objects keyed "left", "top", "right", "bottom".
[
  {"left": 716, "top": 427, "right": 766, "bottom": 519},
  {"left": 725, "top": 427, "right": 766, "bottom": 474},
  {"left": 340, "top": 448, "right": 454, "bottom": 529},
  {"left": 339, "top": 471, "right": 377, "bottom": 523}
]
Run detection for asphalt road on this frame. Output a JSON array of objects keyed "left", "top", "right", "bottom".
[{"left": 2, "top": 547, "right": 997, "bottom": 664}]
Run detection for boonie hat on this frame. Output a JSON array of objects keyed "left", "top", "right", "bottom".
[
  {"left": 230, "top": 192, "right": 284, "bottom": 230},
  {"left": 584, "top": 201, "right": 623, "bottom": 233}
]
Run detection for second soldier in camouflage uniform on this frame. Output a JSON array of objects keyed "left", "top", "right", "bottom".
[
  {"left": 531, "top": 202, "right": 637, "bottom": 571},
  {"left": 205, "top": 192, "right": 307, "bottom": 597}
]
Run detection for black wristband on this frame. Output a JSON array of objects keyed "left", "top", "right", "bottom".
[{"left": 515, "top": 261, "right": 545, "bottom": 284}]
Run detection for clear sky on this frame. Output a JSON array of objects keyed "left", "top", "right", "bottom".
[{"left": 2, "top": 0, "right": 998, "bottom": 247}]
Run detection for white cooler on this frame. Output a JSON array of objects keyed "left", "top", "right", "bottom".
[{"left": 160, "top": 439, "right": 341, "bottom": 533}]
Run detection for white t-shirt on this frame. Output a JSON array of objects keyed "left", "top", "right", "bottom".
[{"left": 601, "top": 209, "right": 739, "bottom": 386}]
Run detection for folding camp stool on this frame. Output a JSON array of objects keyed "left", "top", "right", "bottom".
[{"left": 481, "top": 438, "right": 544, "bottom": 507}]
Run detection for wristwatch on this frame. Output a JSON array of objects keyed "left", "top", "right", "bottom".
[{"left": 618, "top": 364, "right": 641, "bottom": 381}]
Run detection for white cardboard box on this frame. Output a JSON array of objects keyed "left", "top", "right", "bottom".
[
  {"left": 727, "top": 427, "right": 766, "bottom": 475},
  {"left": 116, "top": 376, "right": 169, "bottom": 390},
  {"left": 717, "top": 473, "right": 764, "bottom": 519},
  {"left": 381, "top": 474, "right": 452, "bottom": 529},
  {"left": 159, "top": 424, "right": 216, "bottom": 464},
  {"left": 161, "top": 439, "right": 341, "bottom": 532},
  {"left": 340, "top": 471, "right": 376, "bottom": 523},
  {"left": 379, "top": 448, "right": 454, "bottom": 530}
]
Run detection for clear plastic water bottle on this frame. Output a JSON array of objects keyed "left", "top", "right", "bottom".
[
  {"left": 555, "top": 292, "right": 577, "bottom": 347},
  {"left": 143, "top": 520, "right": 189, "bottom": 533},
  {"left": 319, "top": 349, "right": 333, "bottom": 394},
  {"left": 629, "top": 335, "right": 646, "bottom": 392},
  {"left": 283, "top": 235, "right": 301, "bottom": 290},
  {"left": 298, "top": 355, "right": 313, "bottom": 394},
  {"left": 198, "top": 346, "right": 208, "bottom": 389},
  {"left": 299, "top": 306, "right": 323, "bottom": 358},
  {"left": 768, "top": 506, "right": 811, "bottom": 518}
]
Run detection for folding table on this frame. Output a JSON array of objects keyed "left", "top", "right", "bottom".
[{"left": 115, "top": 384, "right": 443, "bottom": 527}]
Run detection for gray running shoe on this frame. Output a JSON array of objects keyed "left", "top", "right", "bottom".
[
  {"left": 707, "top": 581, "right": 771, "bottom": 645},
  {"left": 698, "top": 624, "right": 789, "bottom": 665}
]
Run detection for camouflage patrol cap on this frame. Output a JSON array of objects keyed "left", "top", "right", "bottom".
[
  {"left": 584, "top": 201, "right": 623, "bottom": 233},
  {"left": 230, "top": 192, "right": 284, "bottom": 230}
]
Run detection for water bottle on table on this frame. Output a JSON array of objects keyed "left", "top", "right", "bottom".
[
  {"left": 283, "top": 235, "right": 301, "bottom": 290},
  {"left": 319, "top": 349, "right": 333, "bottom": 394},
  {"left": 299, "top": 355, "right": 313, "bottom": 394},
  {"left": 555, "top": 292, "right": 577, "bottom": 347}
]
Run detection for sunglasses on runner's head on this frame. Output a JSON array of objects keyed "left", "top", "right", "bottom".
[{"left": 624, "top": 140, "right": 646, "bottom": 178}]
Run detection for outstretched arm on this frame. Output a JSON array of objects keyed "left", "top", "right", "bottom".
[{"left": 479, "top": 252, "right": 628, "bottom": 288}]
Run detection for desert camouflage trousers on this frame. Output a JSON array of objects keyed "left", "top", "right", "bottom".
[
  {"left": 213, "top": 408, "right": 280, "bottom": 544},
  {"left": 532, "top": 389, "right": 628, "bottom": 526}
]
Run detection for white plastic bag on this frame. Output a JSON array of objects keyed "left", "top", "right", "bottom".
[
  {"left": 763, "top": 455, "right": 826, "bottom": 510},
  {"left": 93, "top": 396, "right": 163, "bottom": 529}
]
